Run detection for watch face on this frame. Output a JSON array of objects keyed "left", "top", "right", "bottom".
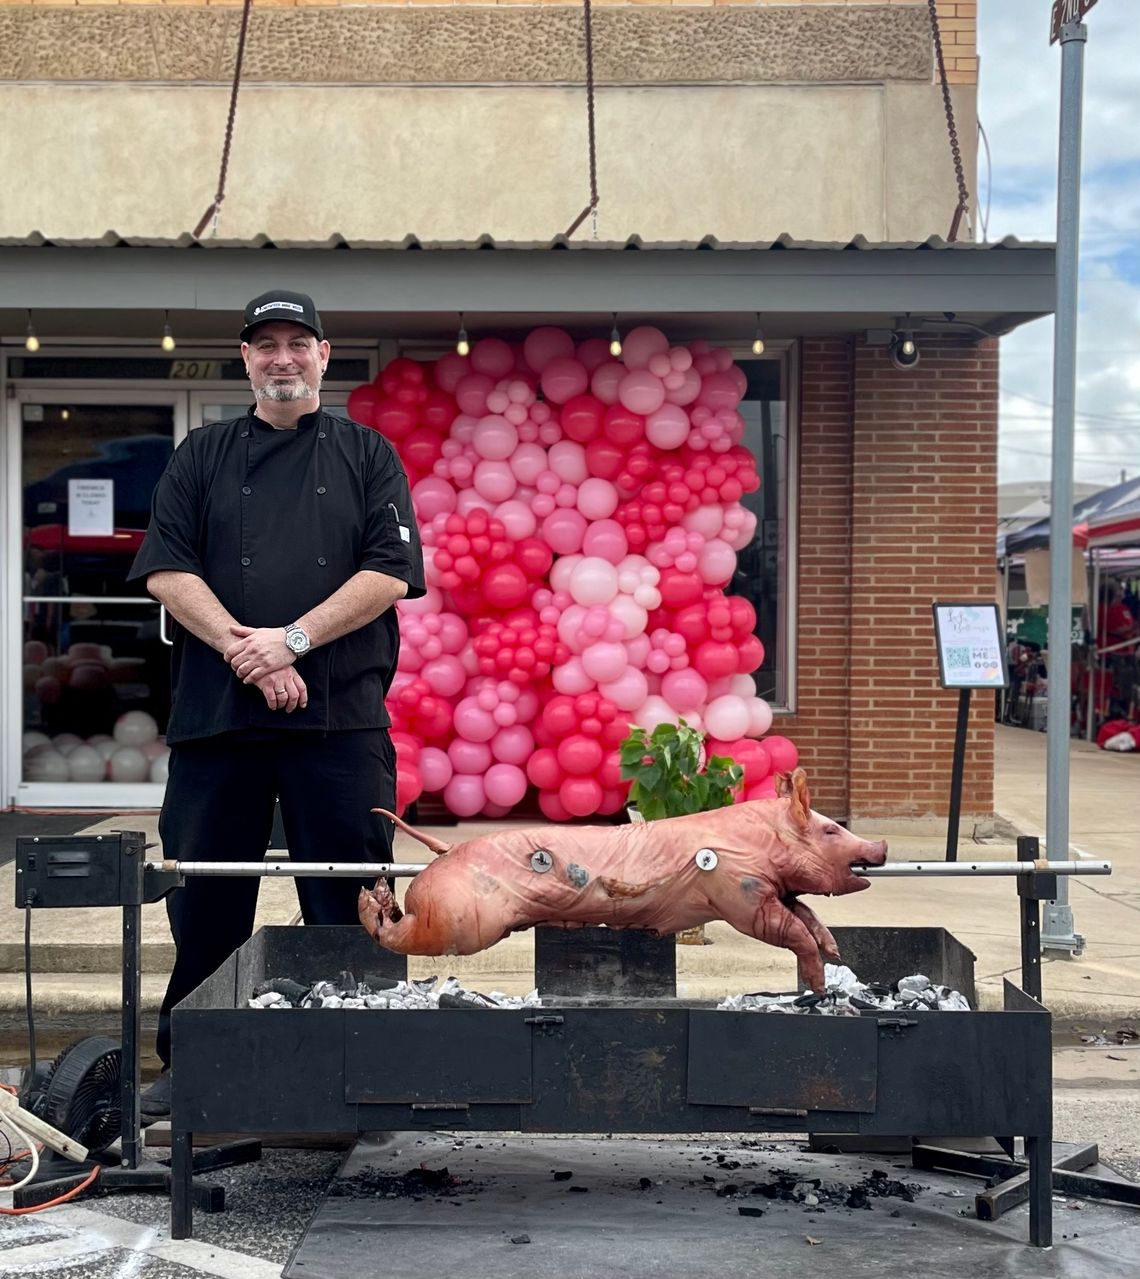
[{"left": 287, "top": 630, "right": 308, "bottom": 653}]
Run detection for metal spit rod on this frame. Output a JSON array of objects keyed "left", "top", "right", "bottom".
[{"left": 158, "top": 859, "right": 1112, "bottom": 879}]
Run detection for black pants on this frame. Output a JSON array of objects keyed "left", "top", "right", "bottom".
[{"left": 155, "top": 728, "right": 396, "bottom": 1068}]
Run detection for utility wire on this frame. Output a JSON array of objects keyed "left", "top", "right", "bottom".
[{"left": 193, "top": 0, "right": 255, "bottom": 239}]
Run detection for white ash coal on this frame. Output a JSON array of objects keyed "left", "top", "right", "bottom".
[
  {"left": 248, "top": 971, "right": 541, "bottom": 1011},
  {"left": 717, "top": 964, "right": 971, "bottom": 1015}
]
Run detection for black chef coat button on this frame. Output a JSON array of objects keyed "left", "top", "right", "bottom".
[
  {"left": 241, "top": 430, "right": 249, "bottom": 438},
  {"left": 242, "top": 485, "right": 251, "bottom": 495},
  {"left": 317, "top": 556, "right": 327, "bottom": 567},
  {"left": 241, "top": 556, "right": 251, "bottom": 567},
  {"left": 318, "top": 431, "right": 326, "bottom": 439},
  {"left": 316, "top": 486, "right": 326, "bottom": 495}
]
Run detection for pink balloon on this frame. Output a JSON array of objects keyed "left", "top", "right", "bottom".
[
  {"left": 421, "top": 655, "right": 466, "bottom": 698},
  {"left": 472, "top": 415, "right": 519, "bottom": 461},
  {"left": 447, "top": 739, "right": 493, "bottom": 774},
  {"left": 621, "top": 326, "right": 670, "bottom": 371},
  {"left": 547, "top": 440, "right": 588, "bottom": 485},
  {"left": 560, "top": 776, "right": 604, "bottom": 818},
  {"left": 541, "top": 508, "right": 587, "bottom": 555},
  {"left": 569, "top": 558, "right": 619, "bottom": 606},
  {"left": 581, "top": 519, "right": 628, "bottom": 564},
  {"left": 661, "top": 667, "right": 709, "bottom": 713},
  {"left": 523, "top": 326, "right": 575, "bottom": 374},
  {"left": 419, "top": 746, "right": 453, "bottom": 793},
  {"left": 509, "top": 442, "right": 549, "bottom": 486},
  {"left": 470, "top": 337, "right": 515, "bottom": 379},
  {"left": 580, "top": 641, "right": 627, "bottom": 683},
  {"left": 491, "top": 724, "right": 535, "bottom": 765},
  {"left": 552, "top": 655, "right": 596, "bottom": 695},
  {"left": 747, "top": 777, "right": 779, "bottom": 802},
  {"left": 590, "top": 361, "right": 625, "bottom": 406},
  {"left": 618, "top": 370, "right": 666, "bottom": 416},
  {"left": 455, "top": 488, "right": 494, "bottom": 516},
  {"left": 576, "top": 477, "right": 619, "bottom": 521},
  {"left": 663, "top": 366, "right": 702, "bottom": 408},
  {"left": 453, "top": 696, "right": 497, "bottom": 742},
  {"left": 599, "top": 666, "right": 649, "bottom": 712},
  {"left": 433, "top": 352, "right": 471, "bottom": 394},
  {"left": 645, "top": 402, "right": 690, "bottom": 450},
  {"left": 634, "top": 694, "right": 678, "bottom": 732},
  {"left": 473, "top": 460, "right": 517, "bottom": 503},
  {"left": 412, "top": 476, "right": 457, "bottom": 522},
  {"left": 696, "top": 370, "right": 742, "bottom": 412},
  {"left": 484, "top": 763, "right": 528, "bottom": 808},
  {"left": 540, "top": 357, "right": 589, "bottom": 406},
  {"left": 455, "top": 373, "right": 495, "bottom": 416},
  {"left": 704, "top": 694, "right": 750, "bottom": 741},
  {"left": 577, "top": 338, "right": 611, "bottom": 372},
  {"left": 608, "top": 594, "right": 647, "bottom": 640},
  {"left": 763, "top": 735, "right": 799, "bottom": 774},
  {"left": 748, "top": 698, "right": 774, "bottom": 737},
  {"left": 698, "top": 538, "right": 737, "bottom": 586},
  {"left": 493, "top": 499, "right": 537, "bottom": 540},
  {"left": 444, "top": 773, "right": 486, "bottom": 818}
]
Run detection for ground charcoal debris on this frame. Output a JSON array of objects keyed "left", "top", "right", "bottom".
[
  {"left": 709, "top": 1168, "right": 922, "bottom": 1212},
  {"left": 329, "top": 1165, "right": 477, "bottom": 1201},
  {"left": 247, "top": 972, "right": 542, "bottom": 1011},
  {"left": 718, "top": 965, "right": 971, "bottom": 1015}
]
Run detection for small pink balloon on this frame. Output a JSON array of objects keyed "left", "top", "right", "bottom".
[
  {"left": 419, "top": 746, "right": 453, "bottom": 792},
  {"left": 576, "top": 477, "right": 619, "bottom": 521},
  {"left": 453, "top": 696, "right": 498, "bottom": 742},
  {"left": 473, "top": 459, "right": 517, "bottom": 503},
  {"left": 412, "top": 476, "right": 457, "bottom": 522},
  {"left": 581, "top": 641, "right": 628, "bottom": 684},
  {"left": 647, "top": 353, "right": 672, "bottom": 379},
  {"left": 448, "top": 739, "right": 493, "bottom": 774},
  {"left": 493, "top": 499, "right": 537, "bottom": 540},
  {"left": 547, "top": 440, "right": 588, "bottom": 485},
  {"left": 420, "top": 655, "right": 466, "bottom": 699},
  {"left": 491, "top": 724, "right": 535, "bottom": 765},
  {"left": 618, "top": 369, "right": 666, "bottom": 417},
  {"left": 470, "top": 337, "right": 515, "bottom": 379},
  {"left": 552, "top": 655, "right": 596, "bottom": 695},
  {"left": 541, "top": 509, "right": 587, "bottom": 555},
  {"left": 599, "top": 666, "right": 649, "bottom": 712},
  {"left": 509, "top": 441, "right": 549, "bottom": 486},
  {"left": 645, "top": 402, "right": 690, "bottom": 450},
  {"left": 540, "top": 357, "right": 589, "bottom": 405},
  {"left": 523, "top": 326, "right": 575, "bottom": 374},
  {"left": 576, "top": 338, "right": 611, "bottom": 372},
  {"left": 661, "top": 667, "right": 708, "bottom": 713},
  {"left": 483, "top": 762, "right": 528, "bottom": 808},
  {"left": 581, "top": 519, "right": 628, "bottom": 564},
  {"left": 455, "top": 488, "right": 494, "bottom": 516},
  {"left": 621, "top": 325, "right": 670, "bottom": 371},
  {"left": 590, "top": 361, "right": 625, "bottom": 406},
  {"left": 698, "top": 538, "right": 737, "bottom": 586},
  {"left": 664, "top": 366, "right": 702, "bottom": 407},
  {"left": 472, "top": 415, "right": 518, "bottom": 461},
  {"left": 455, "top": 373, "right": 495, "bottom": 416},
  {"left": 444, "top": 773, "right": 487, "bottom": 818}
]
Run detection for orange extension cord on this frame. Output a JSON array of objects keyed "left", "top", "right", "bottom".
[{"left": 0, "top": 1083, "right": 101, "bottom": 1213}]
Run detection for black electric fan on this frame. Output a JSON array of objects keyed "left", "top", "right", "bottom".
[{"left": 22, "top": 1036, "right": 122, "bottom": 1154}]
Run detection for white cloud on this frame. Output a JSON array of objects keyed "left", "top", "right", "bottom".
[{"left": 978, "top": 0, "right": 1140, "bottom": 488}]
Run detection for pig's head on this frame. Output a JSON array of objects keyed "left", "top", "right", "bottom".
[{"left": 770, "top": 769, "right": 888, "bottom": 896}]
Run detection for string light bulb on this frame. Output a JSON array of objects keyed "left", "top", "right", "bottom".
[
  {"left": 900, "top": 333, "right": 917, "bottom": 358},
  {"left": 751, "top": 313, "right": 765, "bottom": 356},
  {"left": 456, "top": 313, "right": 470, "bottom": 358},
  {"left": 161, "top": 311, "right": 176, "bottom": 353},
  {"left": 24, "top": 311, "right": 39, "bottom": 354},
  {"left": 61, "top": 409, "right": 71, "bottom": 422},
  {"left": 609, "top": 315, "right": 622, "bottom": 359}
]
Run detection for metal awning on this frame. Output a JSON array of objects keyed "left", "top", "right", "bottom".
[{"left": 0, "top": 235, "right": 1055, "bottom": 344}]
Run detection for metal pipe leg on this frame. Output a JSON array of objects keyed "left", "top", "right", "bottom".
[
  {"left": 171, "top": 1130, "right": 193, "bottom": 1239},
  {"left": 1027, "top": 1134, "right": 1053, "bottom": 1247}
]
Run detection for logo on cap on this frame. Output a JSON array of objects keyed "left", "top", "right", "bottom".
[{"left": 253, "top": 301, "right": 305, "bottom": 317}]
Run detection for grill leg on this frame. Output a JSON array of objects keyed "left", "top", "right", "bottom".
[
  {"left": 171, "top": 1129, "right": 193, "bottom": 1239},
  {"left": 1027, "top": 1134, "right": 1052, "bottom": 1247}
]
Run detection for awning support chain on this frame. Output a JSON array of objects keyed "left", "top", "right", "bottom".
[
  {"left": 564, "top": 0, "right": 600, "bottom": 241},
  {"left": 927, "top": 0, "right": 971, "bottom": 242},
  {"left": 193, "top": 0, "right": 255, "bottom": 240}
]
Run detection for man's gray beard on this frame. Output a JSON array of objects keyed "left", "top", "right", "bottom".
[{"left": 255, "top": 378, "right": 321, "bottom": 402}]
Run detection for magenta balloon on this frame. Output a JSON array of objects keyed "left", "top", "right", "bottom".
[
  {"left": 509, "top": 442, "right": 548, "bottom": 486},
  {"left": 663, "top": 366, "right": 702, "bottom": 407},
  {"left": 551, "top": 655, "right": 595, "bottom": 695},
  {"left": 418, "top": 746, "right": 453, "bottom": 793},
  {"left": 470, "top": 337, "right": 515, "bottom": 379},
  {"left": 598, "top": 666, "right": 649, "bottom": 712},
  {"left": 581, "top": 518, "right": 628, "bottom": 564},
  {"left": 484, "top": 763, "right": 528, "bottom": 808},
  {"left": 661, "top": 667, "right": 709, "bottom": 713},
  {"left": 473, "top": 459, "right": 517, "bottom": 503},
  {"left": 493, "top": 499, "right": 538, "bottom": 540},
  {"left": 452, "top": 696, "right": 498, "bottom": 742},
  {"left": 472, "top": 414, "right": 519, "bottom": 461},
  {"left": 523, "top": 326, "right": 575, "bottom": 374},
  {"left": 434, "top": 352, "right": 471, "bottom": 394},
  {"left": 698, "top": 537, "right": 737, "bottom": 586},
  {"left": 540, "top": 357, "right": 589, "bottom": 406},
  {"left": 444, "top": 773, "right": 487, "bottom": 818},
  {"left": 645, "top": 403, "right": 690, "bottom": 451},
  {"left": 447, "top": 738, "right": 493, "bottom": 774},
  {"left": 491, "top": 724, "right": 535, "bottom": 765},
  {"left": 590, "top": 361, "right": 625, "bottom": 406},
  {"left": 421, "top": 654, "right": 466, "bottom": 698},
  {"left": 576, "top": 338, "right": 611, "bottom": 372},
  {"left": 580, "top": 641, "right": 628, "bottom": 684},
  {"left": 576, "top": 477, "right": 619, "bottom": 522},
  {"left": 455, "top": 372, "right": 495, "bottom": 416},
  {"left": 412, "top": 476, "right": 457, "bottom": 522},
  {"left": 547, "top": 440, "right": 588, "bottom": 485},
  {"left": 696, "top": 370, "right": 742, "bottom": 412},
  {"left": 618, "top": 370, "right": 666, "bottom": 417},
  {"left": 621, "top": 326, "right": 670, "bottom": 371}
]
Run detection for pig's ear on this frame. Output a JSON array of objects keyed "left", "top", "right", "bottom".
[
  {"left": 789, "top": 768, "right": 811, "bottom": 829},
  {"left": 774, "top": 771, "right": 793, "bottom": 799}
]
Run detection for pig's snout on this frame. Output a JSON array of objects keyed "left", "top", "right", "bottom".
[{"left": 856, "top": 839, "right": 888, "bottom": 868}]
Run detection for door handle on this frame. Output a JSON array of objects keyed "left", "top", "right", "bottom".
[{"left": 159, "top": 606, "right": 173, "bottom": 647}]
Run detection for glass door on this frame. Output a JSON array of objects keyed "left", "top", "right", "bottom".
[{"left": 9, "top": 391, "right": 186, "bottom": 807}]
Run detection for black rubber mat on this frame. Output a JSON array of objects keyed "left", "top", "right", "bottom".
[{"left": 0, "top": 812, "right": 105, "bottom": 868}]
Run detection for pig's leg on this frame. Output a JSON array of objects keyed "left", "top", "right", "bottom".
[
  {"left": 786, "top": 898, "right": 841, "bottom": 964},
  {"left": 715, "top": 889, "right": 830, "bottom": 993},
  {"left": 357, "top": 881, "right": 437, "bottom": 955}
]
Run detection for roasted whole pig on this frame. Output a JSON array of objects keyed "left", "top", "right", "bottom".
[{"left": 359, "top": 768, "right": 887, "bottom": 992}]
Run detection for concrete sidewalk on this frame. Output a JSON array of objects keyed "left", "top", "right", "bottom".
[{"left": 2, "top": 723, "right": 1138, "bottom": 1023}]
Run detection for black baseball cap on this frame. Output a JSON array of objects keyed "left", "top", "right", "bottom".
[{"left": 240, "top": 290, "right": 323, "bottom": 342}]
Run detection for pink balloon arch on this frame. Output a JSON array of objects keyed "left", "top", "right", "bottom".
[{"left": 348, "top": 330, "right": 800, "bottom": 818}]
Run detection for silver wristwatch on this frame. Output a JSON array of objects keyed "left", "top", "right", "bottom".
[{"left": 284, "top": 623, "right": 312, "bottom": 656}]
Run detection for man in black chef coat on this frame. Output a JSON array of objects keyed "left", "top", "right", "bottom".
[{"left": 129, "top": 290, "right": 425, "bottom": 1117}]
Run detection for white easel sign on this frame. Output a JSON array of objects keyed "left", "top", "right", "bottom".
[
  {"left": 932, "top": 602, "right": 1010, "bottom": 690},
  {"left": 67, "top": 479, "right": 114, "bottom": 537}
]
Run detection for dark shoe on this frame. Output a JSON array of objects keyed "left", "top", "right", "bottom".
[{"left": 140, "top": 1070, "right": 171, "bottom": 1124}]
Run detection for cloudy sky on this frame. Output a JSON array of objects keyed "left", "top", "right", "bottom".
[{"left": 978, "top": 1, "right": 1140, "bottom": 490}]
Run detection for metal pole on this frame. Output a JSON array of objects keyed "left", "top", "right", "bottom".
[
  {"left": 1043, "top": 19, "right": 1088, "bottom": 955},
  {"left": 945, "top": 688, "right": 972, "bottom": 862},
  {"left": 1087, "top": 550, "right": 1100, "bottom": 741}
]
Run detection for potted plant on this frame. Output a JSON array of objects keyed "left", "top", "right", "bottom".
[{"left": 618, "top": 719, "right": 744, "bottom": 944}]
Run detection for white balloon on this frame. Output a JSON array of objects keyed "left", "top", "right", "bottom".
[
  {"left": 24, "top": 750, "right": 70, "bottom": 783},
  {"left": 93, "top": 739, "right": 119, "bottom": 762},
  {"left": 748, "top": 697, "right": 774, "bottom": 738},
  {"left": 22, "top": 731, "right": 50, "bottom": 754},
  {"left": 110, "top": 746, "right": 150, "bottom": 783},
  {"left": 51, "top": 733, "right": 84, "bottom": 756},
  {"left": 633, "top": 695, "right": 679, "bottom": 733},
  {"left": 113, "top": 711, "right": 159, "bottom": 748},
  {"left": 149, "top": 752, "right": 170, "bottom": 784},
  {"left": 67, "top": 745, "right": 107, "bottom": 783}
]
